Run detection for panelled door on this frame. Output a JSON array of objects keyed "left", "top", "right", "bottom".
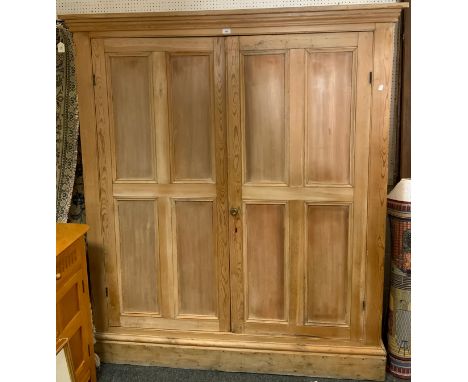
[
  {"left": 91, "top": 31, "right": 374, "bottom": 340},
  {"left": 226, "top": 32, "right": 374, "bottom": 340},
  {"left": 91, "top": 37, "right": 230, "bottom": 332}
]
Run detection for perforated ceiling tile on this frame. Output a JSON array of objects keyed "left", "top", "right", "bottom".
[{"left": 57, "top": 0, "right": 399, "bottom": 14}]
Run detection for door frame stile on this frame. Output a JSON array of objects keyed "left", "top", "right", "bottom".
[
  {"left": 365, "top": 22, "right": 396, "bottom": 346},
  {"left": 73, "top": 32, "right": 109, "bottom": 332},
  {"left": 90, "top": 38, "right": 121, "bottom": 326},
  {"left": 213, "top": 37, "right": 231, "bottom": 332},
  {"left": 288, "top": 48, "right": 306, "bottom": 334},
  {"left": 152, "top": 50, "right": 176, "bottom": 320},
  {"left": 226, "top": 36, "right": 244, "bottom": 333},
  {"left": 350, "top": 31, "right": 374, "bottom": 342}
]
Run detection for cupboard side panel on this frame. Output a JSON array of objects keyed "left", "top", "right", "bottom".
[
  {"left": 91, "top": 39, "right": 121, "bottom": 326},
  {"left": 365, "top": 23, "right": 395, "bottom": 345},
  {"left": 74, "top": 33, "right": 107, "bottom": 331}
]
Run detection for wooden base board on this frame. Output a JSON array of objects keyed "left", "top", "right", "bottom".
[{"left": 96, "top": 338, "right": 386, "bottom": 381}]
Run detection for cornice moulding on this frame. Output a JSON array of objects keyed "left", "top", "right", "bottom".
[{"left": 60, "top": 3, "right": 409, "bottom": 33}]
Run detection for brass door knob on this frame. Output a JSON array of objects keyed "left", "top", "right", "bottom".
[
  {"left": 56, "top": 273, "right": 62, "bottom": 280},
  {"left": 229, "top": 207, "right": 240, "bottom": 217}
]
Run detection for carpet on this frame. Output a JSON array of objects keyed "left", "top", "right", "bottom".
[{"left": 97, "top": 363, "right": 405, "bottom": 382}]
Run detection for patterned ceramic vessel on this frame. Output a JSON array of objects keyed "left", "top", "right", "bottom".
[{"left": 386, "top": 179, "right": 411, "bottom": 379}]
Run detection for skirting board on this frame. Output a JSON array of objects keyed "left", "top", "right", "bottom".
[{"left": 95, "top": 339, "right": 387, "bottom": 381}]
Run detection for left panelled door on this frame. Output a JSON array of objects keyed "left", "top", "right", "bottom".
[{"left": 91, "top": 37, "right": 229, "bottom": 332}]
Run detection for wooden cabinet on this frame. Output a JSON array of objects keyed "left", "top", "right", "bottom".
[
  {"left": 62, "top": 3, "right": 407, "bottom": 381},
  {"left": 56, "top": 224, "right": 96, "bottom": 382}
]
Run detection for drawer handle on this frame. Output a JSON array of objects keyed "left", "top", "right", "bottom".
[{"left": 56, "top": 273, "right": 62, "bottom": 280}]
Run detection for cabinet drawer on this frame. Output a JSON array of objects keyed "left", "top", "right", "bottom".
[{"left": 56, "top": 239, "right": 82, "bottom": 287}]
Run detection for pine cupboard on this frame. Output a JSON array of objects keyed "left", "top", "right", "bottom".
[{"left": 62, "top": 3, "right": 408, "bottom": 380}]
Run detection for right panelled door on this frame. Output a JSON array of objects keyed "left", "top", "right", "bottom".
[{"left": 227, "top": 32, "right": 373, "bottom": 341}]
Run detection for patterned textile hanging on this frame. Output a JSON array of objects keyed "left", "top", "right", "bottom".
[
  {"left": 56, "top": 21, "right": 80, "bottom": 222},
  {"left": 68, "top": 134, "right": 86, "bottom": 224}
]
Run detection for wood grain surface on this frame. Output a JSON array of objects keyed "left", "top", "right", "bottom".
[
  {"left": 244, "top": 53, "right": 286, "bottom": 184},
  {"left": 56, "top": 225, "right": 97, "bottom": 381},
  {"left": 226, "top": 36, "right": 245, "bottom": 333},
  {"left": 213, "top": 37, "right": 231, "bottom": 332},
  {"left": 116, "top": 200, "right": 160, "bottom": 314},
  {"left": 246, "top": 204, "right": 286, "bottom": 321},
  {"left": 169, "top": 54, "right": 214, "bottom": 182},
  {"left": 89, "top": 36, "right": 229, "bottom": 331},
  {"left": 61, "top": 3, "right": 408, "bottom": 35},
  {"left": 305, "top": 51, "right": 353, "bottom": 185},
  {"left": 70, "top": 6, "right": 404, "bottom": 378},
  {"left": 109, "top": 55, "right": 155, "bottom": 180},
  {"left": 365, "top": 23, "right": 395, "bottom": 345},
  {"left": 96, "top": 339, "right": 386, "bottom": 381},
  {"left": 174, "top": 201, "right": 217, "bottom": 316},
  {"left": 306, "top": 205, "right": 350, "bottom": 324},
  {"left": 91, "top": 38, "right": 121, "bottom": 326}
]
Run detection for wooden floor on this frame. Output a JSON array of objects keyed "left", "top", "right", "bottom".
[{"left": 97, "top": 363, "right": 406, "bottom": 382}]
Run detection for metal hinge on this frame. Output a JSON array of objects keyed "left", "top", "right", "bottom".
[
  {"left": 369, "top": 72, "right": 373, "bottom": 84},
  {"left": 105, "top": 287, "right": 108, "bottom": 297},
  {"left": 362, "top": 300, "right": 366, "bottom": 311},
  {"left": 92, "top": 74, "right": 96, "bottom": 86}
]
